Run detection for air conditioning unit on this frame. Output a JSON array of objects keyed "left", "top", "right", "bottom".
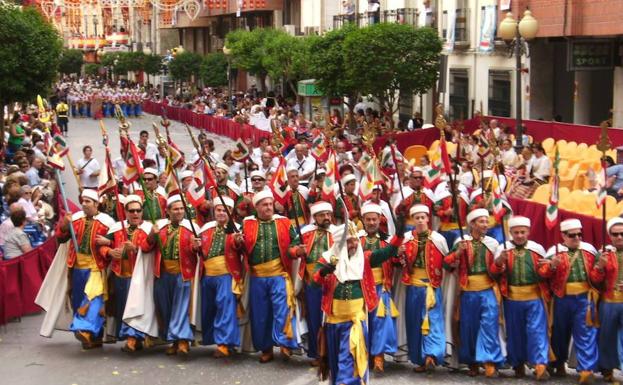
[
  {"left": 283, "top": 24, "right": 297, "bottom": 36},
  {"left": 304, "top": 26, "right": 320, "bottom": 36}
]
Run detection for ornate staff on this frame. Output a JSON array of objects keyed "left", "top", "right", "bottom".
[
  {"left": 184, "top": 123, "right": 238, "bottom": 233},
  {"left": 99, "top": 120, "right": 127, "bottom": 240},
  {"left": 597, "top": 119, "right": 612, "bottom": 251}
]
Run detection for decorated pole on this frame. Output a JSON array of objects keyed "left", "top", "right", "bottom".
[
  {"left": 55, "top": 168, "right": 80, "bottom": 252},
  {"left": 99, "top": 120, "right": 127, "bottom": 240},
  {"left": 597, "top": 120, "right": 612, "bottom": 251},
  {"left": 183, "top": 123, "right": 238, "bottom": 233}
]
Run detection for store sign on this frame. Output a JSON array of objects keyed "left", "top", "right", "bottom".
[{"left": 567, "top": 39, "right": 616, "bottom": 71}]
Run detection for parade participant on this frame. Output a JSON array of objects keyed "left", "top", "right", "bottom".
[
  {"left": 398, "top": 204, "right": 448, "bottom": 372},
  {"left": 335, "top": 174, "right": 360, "bottom": 225},
  {"left": 545, "top": 219, "right": 600, "bottom": 384},
  {"left": 401, "top": 167, "right": 435, "bottom": 214},
  {"left": 366, "top": 186, "right": 395, "bottom": 236},
  {"left": 299, "top": 201, "right": 335, "bottom": 365},
  {"left": 359, "top": 203, "right": 400, "bottom": 372},
  {"left": 490, "top": 216, "right": 550, "bottom": 380},
  {"left": 56, "top": 189, "right": 115, "bottom": 349},
  {"left": 150, "top": 195, "right": 201, "bottom": 355},
  {"left": 98, "top": 195, "right": 154, "bottom": 352},
  {"left": 594, "top": 217, "right": 623, "bottom": 382},
  {"left": 210, "top": 162, "right": 240, "bottom": 201},
  {"left": 435, "top": 176, "right": 469, "bottom": 247},
  {"left": 283, "top": 167, "right": 310, "bottom": 227},
  {"left": 313, "top": 217, "right": 405, "bottom": 384},
  {"left": 136, "top": 168, "right": 167, "bottom": 221},
  {"left": 198, "top": 196, "right": 242, "bottom": 357},
  {"left": 444, "top": 208, "right": 503, "bottom": 377},
  {"left": 234, "top": 190, "right": 304, "bottom": 363},
  {"left": 56, "top": 99, "right": 69, "bottom": 135},
  {"left": 469, "top": 170, "right": 511, "bottom": 243}
]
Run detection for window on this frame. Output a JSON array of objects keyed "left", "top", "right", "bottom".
[
  {"left": 449, "top": 69, "right": 469, "bottom": 120},
  {"left": 488, "top": 70, "right": 512, "bottom": 117},
  {"left": 442, "top": 0, "right": 469, "bottom": 43}
]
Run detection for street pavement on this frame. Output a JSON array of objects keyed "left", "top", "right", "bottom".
[{"left": 0, "top": 114, "right": 617, "bottom": 385}]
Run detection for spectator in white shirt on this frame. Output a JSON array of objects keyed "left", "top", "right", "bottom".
[
  {"left": 286, "top": 143, "right": 315, "bottom": 185},
  {"left": 138, "top": 130, "right": 159, "bottom": 162},
  {"left": 75, "top": 145, "right": 101, "bottom": 189},
  {"left": 0, "top": 203, "right": 21, "bottom": 248},
  {"left": 459, "top": 161, "right": 474, "bottom": 189},
  {"left": 526, "top": 143, "right": 551, "bottom": 184},
  {"left": 17, "top": 185, "right": 38, "bottom": 223},
  {"left": 500, "top": 139, "right": 519, "bottom": 168}
]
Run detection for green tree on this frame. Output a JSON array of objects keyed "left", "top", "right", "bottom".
[
  {"left": 143, "top": 54, "right": 163, "bottom": 85},
  {"left": 199, "top": 52, "right": 228, "bottom": 87},
  {"left": 0, "top": 4, "right": 62, "bottom": 110},
  {"left": 168, "top": 51, "right": 203, "bottom": 84},
  {"left": 84, "top": 63, "right": 101, "bottom": 76},
  {"left": 58, "top": 48, "right": 84, "bottom": 75},
  {"left": 262, "top": 31, "right": 316, "bottom": 98},
  {"left": 343, "top": 23, "right": 442, "bottom": 126},
  {"left": 308, "top": 23, "right": 361, "bottom": 120},
  {"left": 225, "top": 28, "right": 277, "bottom": 92}
]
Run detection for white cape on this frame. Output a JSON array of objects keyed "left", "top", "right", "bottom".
[
  {"left": 35, "top": 243, "right": 73, "bottom": 337},
  {"left": 122, "top": 248, "right": 158, "bottom": 337}
]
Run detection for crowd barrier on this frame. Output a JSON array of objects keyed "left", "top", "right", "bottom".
[{"left": 0, "top": 197, "right": 79, "bottom": 326}]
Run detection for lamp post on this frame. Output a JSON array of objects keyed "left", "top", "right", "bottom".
[
  {"left": 93, "top": 14, "right": 98, "bottom": 38},
  {"left": 222, "top": 45, "right": 234, "bottom": 116},
  {"left": 498, "top": 9, "right": 538, "bottom": 150}
]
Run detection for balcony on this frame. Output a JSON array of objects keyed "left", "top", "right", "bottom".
[{"left": 442, "top": 8, "right": 470, "bottom": 48}]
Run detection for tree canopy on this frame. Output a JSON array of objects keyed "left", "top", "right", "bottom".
[
  {"left": 199, "top": 52, "right": 228, "bottom": 87},
  {"left": 58, "top": 48, "right": 84, "bottom": 75},
  {"left": 168, "top": 51, "right": 203, "bottom": 83},
  {"left": 0, "top": 4, "right": 62, "bottom": 108},
  {"left": 224, "top": 28, "right": 275, "bottom": 92}
]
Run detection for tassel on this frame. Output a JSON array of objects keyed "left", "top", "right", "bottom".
[
  {"left": 389, "top": 298, "right": 400, "bottom": 317},
  {"left": 421, "top": 314, "right": 430, "bottom": 336},
  {"left": 77, "top": 303, "right": 90, "bottom": 316},
  {"left": 376, "top": 298, "right": 386, "bottom": 318}
]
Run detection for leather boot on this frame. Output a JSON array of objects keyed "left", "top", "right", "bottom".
[
  {"left": 280, "top": 346, "right": 292, "bottom": 361},
  {"left": 121, "top": 337, "right": 137, "bottom": 353},
  {"left": 579, "top": 371, "right": 594, "bottom": 384},
  {"left": 467, "top": 364, "right": 480, "bottom": 377},
  {"left": 535, "top": 364, "right": 550, "bottom": 381},
  {"left": 214, "top": 344, "right": 230, "bottom": 358},
  {"left": 602, "top": 369, "right": 614, "bottom": 383},
  {"left": 373, "top": 355, "right": 384, "bottom": 373},
  {"left": 514, "top": 364, "right": 526, "bottom": 378},
  {"left": 484, "top": 362, "right": 498, "bottom": 378},
  {"left": 177, "top": 340, "right": 190, "bottom": 355},
  {"left": 165, "top": 342, "right": 178, "bottom": 355},
  {"left": 259, "top": 349, "right": 274, "bottom": 363}
]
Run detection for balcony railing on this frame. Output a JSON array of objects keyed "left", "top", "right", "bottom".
[{"left": 332, "top": 8, "right": 438, "bottom": 30}]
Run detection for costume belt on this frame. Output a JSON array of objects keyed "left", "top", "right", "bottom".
[
  {"left": 605, "top": 291, "right": 623, "bottom": 303},
  {"left": 409, "top": 268, "right": 436, "bottom": 335},
  {"left": 464, "top": 274, "right": 495, "bottom": 291},
  {"left": 326, "top": 298, "right": 367, "bottom": 380},
  {"left": 163, "top": 259, "right": 181, "bottom": 274},
  {"left": 371, "top": 267, "right": 384, "bottom": 285},
  {"left": 508, "top": 284, "right": 540, "bottom": 301},
  {"left": 119, "top": 259, "right": 133, "bottom": 278},
  {"left": 305, "top": 262, "right": 317, "bottom": 282},
  {"left": 75, "top": 252, "right": 99, "bottom": 271},
  {"left": 439, "top": 222, "right": 460, "bottom": 232},
  {"left": 250, "top": 258, "right": 285, "bottom": 277},
  {"left": 203, "top": 255, "right": 228, "bottom": 276}
]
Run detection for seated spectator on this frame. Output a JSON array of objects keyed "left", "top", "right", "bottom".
[
  {"left": 0, "top": 202, "right": 21, "bottom": 249},
  {"left": 25, "top": 156, "right": 43, "bottom": 187},
  {"left": 3, "top": 208, "right": 32, "bottom": 259},
  {"left": 17, "top": 185, "right": 38, "bottom": 222}
]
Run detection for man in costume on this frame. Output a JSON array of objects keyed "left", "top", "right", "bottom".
[
  {"left": 490, "top": 216, "right": 550, "bottom": 380},
  {"left": 335, "top": 174, "right": 361, "bottom": 226},
  {"left": 435, "top": 177, "right": 469, "bottom": 247},
  {"left": 359, "top": 203, "right": 400, "bottom": 372},
  {"left": 98, "top": 195, "right": 153, "bottom": 352},
  {"left": 198, "top": 196, "right": 242, "bottom": 357},
  {"left": 544, "top": 219, "right": 600, "bottom": 384},
  {"left": 594, "top": 217, "right": 623, "bottom": 382},
  {"left": 56, "top": 189, "right": 115, "bottom": 349},
  {"left": 444, "top": 208, "right": 503, "bottom": 377},
  {"left": 284, "top": 167, "right": 310, "bottom": 227},
  {"left": 211, "top": 162, "right": 241, "bottom": 202},
  {"left": 398, "top": 204, "right": 448, "bottom": 372},
  {"left": 234, "top": 190, "right": 304, "bottom": 363},
  {"left": 136, "top": 168, "right": 167, "bottom": 221},
  {"left": 401, "top": 167, "right": 435, "bottom": 214},
  {"left": 299, "top": 201, "right": 335, "bottom": 365},
  {"left": 469, "top": 170, "right": 511, "bottom": 243},
  {"left": 150, "top": 195, "right": 201, "bottom": 355},
  {"left": 312, "top": 217, "right": 404, "bottom": 385}
]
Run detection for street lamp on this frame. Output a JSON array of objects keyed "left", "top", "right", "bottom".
[
  {"left": 222, "top": 45, "right": 234, "bottom": 116},
  {"left": 498, "top": 9, "right": 538, "bottom": 150},
  {"left": 93, "top": 15, "right": 98, "bottom": 38}
]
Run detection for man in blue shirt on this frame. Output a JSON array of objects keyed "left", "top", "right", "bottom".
[{"left": 606, "top": 157, "right": 623, "bottom": 200}]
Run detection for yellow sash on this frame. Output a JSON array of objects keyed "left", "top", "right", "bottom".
[
  {"left": 439, "top": 222, "right": 459, "bottom": 232},
  {"left": 306, "top": 262, "right": 316, "bottom": 281},
  {"left": 605, "top": 291, "right": 623, "bottom": 303},
  {"left": 75, "top": 252, "right": 98, "bottom": 270},
  {"left": 163, "top": 259, "right": 181, "bottom": 274},
  {"left": 508, "top": 284, "right": 540, "bottom": 301},
  {"left": 371, "top": 267, "right": 383, "bottom": 285},
  {"left": 250, "top": 258, "right": 285, "bottom": 277},
  {"left": 371, "top": 267, "right": 399, "bottom": 318},
  {"left": 203, "top": 255, "right": 229, "bottom": 276},
  {"left": 566, "top": 282, "right": 589, "bottom": 295},
  {"left": 409, "top": 268, "right": 436, "bottom": 335},
  {"left": 75, "top": 253, "right": 107, "bottom": 302},
  {"left": 326, "top": 298, "right": 367, "bottom": 380},
  {"left": 464, "top": 274, "right": 495, "bottom": 291}
]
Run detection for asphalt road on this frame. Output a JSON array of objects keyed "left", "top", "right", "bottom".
[{"left": 0, "top": 114, "right": 618, "bottom": 385}]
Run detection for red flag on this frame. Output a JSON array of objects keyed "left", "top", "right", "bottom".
[
  {"left": 440, "top": 137, "right": 452, "bottom": 174},
  {"left": 269, "top": 157, "right": 289, "bottom": 206},
  {"left": 120, "top": 134, "right": 144, "bottom": 184}
]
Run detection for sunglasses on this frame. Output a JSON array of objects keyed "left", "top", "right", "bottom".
[
  {"left": 566, "top": 232, "right": 582, "bottom": 238},
  {"left": 251, "top": 178, "right": 263, "bottom": 182},
  {"left": 127, "top": 209, "right": 143, "bottom": 214},
  {"left": 144, "top": 177, "right": 156, "bottom": 181},
  {"left": 411, "top": 176, "right": 423, "bottom": 180},
  {"left": 611, "top": 232, "right": 623, "bottom": 238}
]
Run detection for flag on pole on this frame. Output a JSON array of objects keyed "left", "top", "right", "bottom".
[
  {"left": 98, "top": 149, "right": 118, "bottom": 195},
  {"left": 167, "top": 137, "right": 185, "bottom": 169},
  {"left": 164, "top": 163, "right": 181, "bottom": 196},
  {"left": 186, "top": 166, "right": 206, "bottom": 207},
  {"left": 269, "top": 157, "right": 289, "bottom": 206},
  {"left": 424, "top": 152, "right": 444, "bottom": 189},
  {"left": 231, "top": 138, "right": 251, "bottom": 162},
  {"left": 322, "top": 150, "right": 338, "bottom": 201},
  {"left": 439, "top": 136, "right": 452, "bottom": 174},
  {"left": 491, "top": 169, "right": 504, "bottom": 217},
  {"left": 545, "top": 146, "right": 560, "bottom": 230},
  {"left": 310, "top": 132, "right": 328, "bottom": 162},
  {"left": 359, "top": 156, "right": 384, "bottom": 201},
  {"left": 120, "top": 134, "right": 144, "bottom": 184}
]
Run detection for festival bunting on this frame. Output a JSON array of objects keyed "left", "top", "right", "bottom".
[{"left": 545, "top": 146, "right": 560, "bottom": 230}]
